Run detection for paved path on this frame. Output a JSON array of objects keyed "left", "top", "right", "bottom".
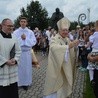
[{"left": 19, "top": 52, "right": 86, "bottom": 98}]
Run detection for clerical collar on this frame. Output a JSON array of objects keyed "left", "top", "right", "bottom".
[{"left": 0, "top": 30, "right": 12, "bottom": 38}]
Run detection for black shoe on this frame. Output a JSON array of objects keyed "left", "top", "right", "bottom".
[{"left": 22, "top": 86, "right": 28, "bottom": 90}]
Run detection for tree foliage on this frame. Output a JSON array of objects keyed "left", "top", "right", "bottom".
[
  {"left": 14, "top": 1, "right": 49, "bottom": 30},
  {"left": 14, "top": 0, "right": 94, "bottom": 31}
]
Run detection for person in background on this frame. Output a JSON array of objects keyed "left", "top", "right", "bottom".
[
  {"left": 43, "top": 17, "right": 79, "bottom": 98},
  {"left": 45, "top": 26, "right": 52, "bottom": 52},
  {"left": 40, "top": 36, "right": 48, "bottom": 56},
  {"left": 78, "top": 29, "right": 87, "bottom": 71},
  {"left": 87, "top": 20, "right": 98, "bottom": 98},
  {"left": 0, "top": 18, "right": 21, "bottom": 98},
  {"left": 13, "top": 17, "right": 36, "bottom": 90},
  {"left": 87, "top": 53, "right": 98, "bottom": 98},
  {"left": 33, "top": 27, "right": 41, "bottom": 53},
  {"left": 46, "top": 26, "right": 52, "bottom": 44}
]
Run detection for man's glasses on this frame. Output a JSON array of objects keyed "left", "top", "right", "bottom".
[{"left": 4, "top": 24, "right": 14, "bottom": 28}]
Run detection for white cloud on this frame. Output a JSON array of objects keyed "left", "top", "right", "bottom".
[
  {"left": 0, "top": 0, "right": 98, "bottom": 24},
  {"left": 0, "top": 0, "right": 31, "bottom": 22}
]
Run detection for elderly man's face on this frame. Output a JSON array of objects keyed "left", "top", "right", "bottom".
[
  {"left": 59, "top": 28, "right": 69, "bottom": 38},
  {"left": 2, "top": 20, "right": 14, "bottom": 34}
]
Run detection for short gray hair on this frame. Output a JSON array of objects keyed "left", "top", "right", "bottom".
[{"left": 1, "top": 18, "right": 11, "bottom": 25}]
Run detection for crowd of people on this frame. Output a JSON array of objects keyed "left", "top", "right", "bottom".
[{"left": 0, "top": 15, "right": 98, "bottom": 98}]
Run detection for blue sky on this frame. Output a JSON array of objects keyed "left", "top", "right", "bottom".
[{"left": 0, "top": 0, "right": 98, "bottom": 24}]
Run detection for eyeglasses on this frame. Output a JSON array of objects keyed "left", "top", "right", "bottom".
[{"left": 4, "top": 24, "right": 14, "bottom": 28}]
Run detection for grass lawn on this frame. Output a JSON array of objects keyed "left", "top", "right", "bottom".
[{"left": 84, "top": 71, "right": 96, "bottom": 98}]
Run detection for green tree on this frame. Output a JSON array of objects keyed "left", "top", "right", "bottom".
[
  {"left": 70, "top": 21, "right": 78, "bottom": 30},
  {"left": 14, "top": 1, "right": 49, "bottom": 30},
  {"left": 69, "top": 21, "right": 85, "bottom": 30},
  {"left": 14, "top": 7, "right": 28, "bottom": 29}
]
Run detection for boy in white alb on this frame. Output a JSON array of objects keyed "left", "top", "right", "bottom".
[{"left": 13, "top": 17, "right": 36, "bottom": 90}]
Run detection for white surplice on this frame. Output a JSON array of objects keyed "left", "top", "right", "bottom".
[{"left": 13, "top": 27, "right": 36, "bottom": 86}]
